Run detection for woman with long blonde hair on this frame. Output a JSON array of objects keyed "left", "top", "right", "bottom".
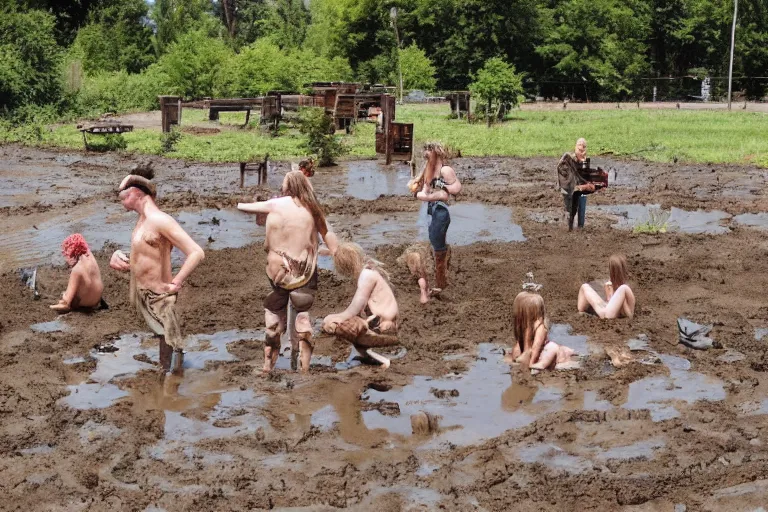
[
  {"left": 407, "top": 142, "right": 462, "bottom": 293},
  {"left": 510, "top": 292, "right": 575, "bottom": 371},
  {"left": 577, "top": 254, "right": 636, "bottom": 319}
]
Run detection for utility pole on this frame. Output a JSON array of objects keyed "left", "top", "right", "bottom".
[
  {"left": 727, "top": 0, "right": 738, "bottom": 110},
  {"left": 390, "top": 7, "right": 404, "bottom": 104}
]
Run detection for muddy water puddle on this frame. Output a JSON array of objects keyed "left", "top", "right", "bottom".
[
  {"left": 30, "top": 318, "right": 70, "bottom": 333},
  {"left": 59, "top": 329, "right": 264, "bottom": 411},
  {"left": 593, "top": 204, "right": 733, "bottom": 234},
  {"left": 360, "top": 339, "right": 585, "bottom": 448},
  {"left": 623, "top": 353, "right": 725, "bottom": 421},
  {"left": 329, "top": 201, "right": 525, "bottom": 249},
  {"left": 2, "top": 200, "right": 522, "bottom": 271},
  {"left": 343, "top": 161, "right": 412, "bottom": 200},
  {"left": 0, "top": 204, "right": 266, "bottom": 270}
]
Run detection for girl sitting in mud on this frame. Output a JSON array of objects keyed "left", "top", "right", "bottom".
[
  {"left": 397, "top": 242, "right": 435, "bottom": 304},
  {"left": 509, "top": 292, "right": 575, "bottom": 371},
  {"left": 577, "top": 254, "right": 636, "bottom": 319}
]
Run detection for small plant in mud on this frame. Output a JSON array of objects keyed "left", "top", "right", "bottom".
[
  {"left": 160, "top": 129, "right": 182, "bottom": 153},
  {"left": 633, "top": 208, "right": 670, "bottom": 234},
  {"left": 298, "top": 107, "right": 347, "bottom": 166}
]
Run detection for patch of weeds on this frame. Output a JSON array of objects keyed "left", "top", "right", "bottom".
[
  {"left": 633, "top": 208, "right": 670, "bottom": 234},
  {"left": 298, "top": 107, "right": 347, "bottom": 166},
  {"left": 160, "top": 129, "right": 182, "bottom": 153}
]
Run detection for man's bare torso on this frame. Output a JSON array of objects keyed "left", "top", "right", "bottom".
[
  {"left": 131, "top": 212, "right": 173, "bottom": 292},
  {"left": 264, "top": 197, "right": 318, "bottom": 282}
]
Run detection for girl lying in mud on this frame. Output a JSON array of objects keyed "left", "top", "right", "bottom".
[
  {"left": 508, "top": 292, "right": 575, "bottom": 371},
  {"left": 577, "top": 254, "right": 636, "bottom": 319}
]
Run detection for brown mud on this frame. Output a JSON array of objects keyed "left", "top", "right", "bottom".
[{"left": 2, "top": 144, "right": 768, "bottom": 510}]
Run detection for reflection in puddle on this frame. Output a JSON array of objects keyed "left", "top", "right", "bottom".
[
  {"left": 594, "top": 438, "right": 665, "bottom": 461},
  {"left": 361, "top": 344, "right": 560, "bottom": 448},
  {"left": 549, "top": 323, "right": 593, "bottom": 357},
  {"left": 1, "top": 203, "right": 265, "bottom": 269},
  {"left": 756, "top": 328, "right": 768, "bottom": 341},
  {"left": 59, "top": 383, "right": 129, "bottom": 410},
  {"left": 623, "top": 354, "right": 725, "bottom": 421},
  {"left": 345, "top": 161, "right": 412, "bottom": 200},
  {"left": 517, "top": 437, "right": 665, "bottom": 475},
  {"left": 594, "top": 204, "right": 732, "bottom": 234},
  {"left": 518, "top": 443, "right": 593, "bottom": 474},
  {"left": 31, "top": 319, "right": 69, "bottom": 333},
  {"left": 330, "top": 202, "right": 525, "bottom": 250},
  {"left": 59, "top": 329, "right": 264, "bottom": 412},
  {"left": 183, "top": 329, "right": 263, "bottom": 370},
  {"left": 734, "top": 213, "right": 768, "bottom": 230},
  {"left": 163, "top": 389, "right": 271, "bottom": 442}
]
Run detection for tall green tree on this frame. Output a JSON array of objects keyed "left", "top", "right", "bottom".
[
  {"left": 151, "top": 0, "right": 221, "bottom": 56},
  {"left": 70, "top": 0, "right": 155, "bottom": 73},
  {"left": 469, "top": 57, "right": 524, "bottom": 126},
  {"left": 0, "top": 6, "right": 62, "bottom": 111},
  {"left": 395, "top": 43, "right": 437, "bottom": 91},
  {"left": 156, "top": 29, "right": 233, "bottom": 98},
  {"left": 536, "top": 0, "right": 651, "bottom": 100},
  {"left": 409, "top": 0, "right": 544, "bottom": 90}
]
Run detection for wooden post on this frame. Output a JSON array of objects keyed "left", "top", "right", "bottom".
[{"left": 239, "top": 162, "right": 246, "bottom": 188}]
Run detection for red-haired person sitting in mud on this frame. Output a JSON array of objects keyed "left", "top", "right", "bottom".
[
  {"left": 238, "top": 171, "right": 339, "bottom": 373},
  {"left": 50, "top": 234, "right": 105, "bottom": 313},
  {"left": 509, "top": 292, "right": 575, "bottom": 371},
  {"left": 322, "top": 243, "right": 400, "bottom": 369},
  {"left": 577, "top": 254, "right": 636, "bottom": 319},
  {"left": 397, "top": 242, "right": 436, "bottom": 304}
]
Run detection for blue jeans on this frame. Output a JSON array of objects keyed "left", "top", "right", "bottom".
[
  {"left": 577, "top": 193, "right": 587, "bottom": 227},
  {"left": 428, "top": 204, "right": 451, "bottom": 251}
]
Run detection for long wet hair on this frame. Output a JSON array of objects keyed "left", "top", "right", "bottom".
[
  {"left": 396, "top": 243, "right": 433, "bottom": 279},
  {"left": 334, "top": 242, "right": 392, "bottom": 286},
  {"left": 512, "top": 292, "right": 549, "bottom": 354},
  {"left": 408, "top": 141, "right": 448, "bottom": 194},
  {"left": 608, "top": 254, "right": 629, "bottom": 288},
  {"left": 282, "top": 170, "right": 327, "bottom": 236}
]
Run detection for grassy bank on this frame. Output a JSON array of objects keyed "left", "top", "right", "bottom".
[{"left": 2, "top": 104, "right": 766, "bottom": 166}]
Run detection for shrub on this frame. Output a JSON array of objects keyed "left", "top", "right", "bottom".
[
  {"left": 155, "top": 30, "right": 233, "bottom": 99},
  {"left": 160, "top": 129, "right": 182, "bottom": 153},
  {"left": 298, "top": 108, "right": 347, "bottom": 166},
  {"left": 633, "top": 208, "right": 670, "bottom": 234},
  {"left": 469, "top": 57, "right": 524, "bottom": 126},
  {"left": 0, "top": 8, "right": 62, "bottom": 111},
  {"left": 76, "top": 67, "right": 169, "bottom": 115}
]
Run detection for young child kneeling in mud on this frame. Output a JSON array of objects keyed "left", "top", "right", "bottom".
[
  {"left": 322, "top": 243, "right": 400, "bottom": 368},
  {"left": 397, "top": 242, "right": 438, "bottom": 304},
  {"left": 577, "top": 254, "right": 636, "bottom": 319},
  {"left": 509, "top": 292, "right": 575, "bottom": 372}
]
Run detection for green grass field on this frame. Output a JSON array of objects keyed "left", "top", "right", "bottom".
[{"left": 3, "top": 103, "right": 767, "bottom": 166}]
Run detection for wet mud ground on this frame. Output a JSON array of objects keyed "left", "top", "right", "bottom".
[{"left": 2, "top": 144, "right": 768, "bottom": 510}]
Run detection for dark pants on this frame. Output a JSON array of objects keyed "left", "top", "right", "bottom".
[
  {"left": 568, "top": 193, "right": 587, "bottom": 230},
  {"left": 428, "top": 204, "right": 451, "bottom": 251}
]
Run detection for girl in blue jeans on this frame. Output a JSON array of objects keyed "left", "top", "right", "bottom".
[{"left": 407, "top": 142, "right": 462, "bottom": 298}]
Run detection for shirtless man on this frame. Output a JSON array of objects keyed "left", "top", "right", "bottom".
[
  {"left": 237, "top": 170, "right": 338, "bottom": 373},
  {"left": 109, "top": 170, "right": 205, "bottom": 374},
  {"left": 50, "top": 233, "right": 105, "bottom": 313},
  {"left": 322, "top": 242, "right": 399, "bottom": 368}
]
